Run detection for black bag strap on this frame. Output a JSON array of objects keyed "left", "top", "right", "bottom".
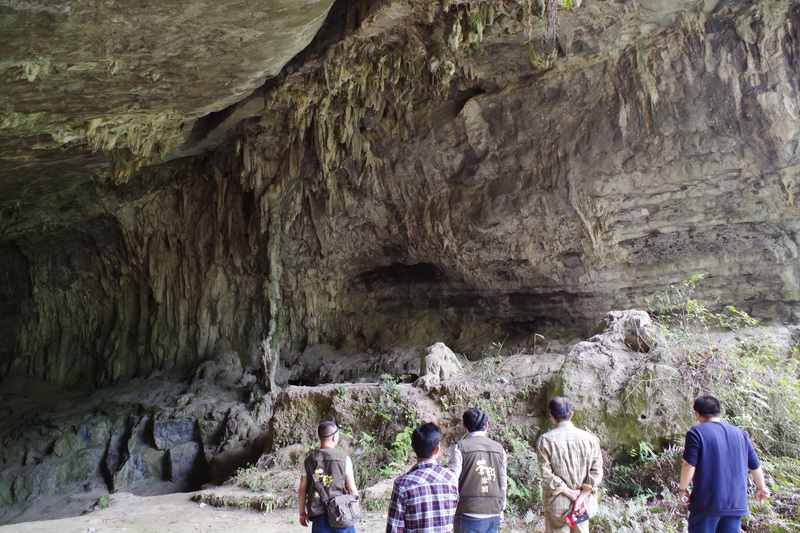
[{"left": 311, "top": 473, "right": 331, "bottom": 503}]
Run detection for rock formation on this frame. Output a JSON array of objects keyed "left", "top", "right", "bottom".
[
  {"left": 2, "top": 0, "right": 799, "bottom": 391},
  {"left": 1, "top": 0, "right": 800, "bottom": 520},
  {"left": 0, "top": 0, "right": 337, "bottom": 201}
]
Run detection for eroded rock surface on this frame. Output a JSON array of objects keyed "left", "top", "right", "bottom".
[
  {"left": 415, "top": 342, "right": 463, "bottom": 389},
  {"left": 0, "top": 357, "right": 267, "bottom": 522},
  {"left": 0, "top": 0, "right": 336, "bottom": 202},
  {"left": 0, "top": 0, "right": 799, "bottom": 456}
]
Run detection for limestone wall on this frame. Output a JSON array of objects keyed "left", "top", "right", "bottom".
[{"left": 1, "top": 0, "right": 799, "bottom": 387}]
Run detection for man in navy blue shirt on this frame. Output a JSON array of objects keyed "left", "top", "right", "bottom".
[{"left": 678, "top": 396, "right": 770, "bottom": 533}]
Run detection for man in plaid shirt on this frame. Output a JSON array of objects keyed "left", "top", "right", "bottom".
[{"left": 386, "top": 422, "right": 459, "bottom": 533}]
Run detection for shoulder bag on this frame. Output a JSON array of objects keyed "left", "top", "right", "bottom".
[{"left": 312, "top": 475, "right": 363, "bottom": 528}]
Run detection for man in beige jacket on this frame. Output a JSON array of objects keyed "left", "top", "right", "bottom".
[{"left": 537, "top": 397, "right": 603, "bottom": 533}]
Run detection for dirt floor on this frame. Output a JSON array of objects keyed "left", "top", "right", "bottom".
[
  {"left": 0, "top": 491, "right": 389, "bottom": 533},
  {"left": 0, "top": 491, "right": 536, "bottom": 532}
]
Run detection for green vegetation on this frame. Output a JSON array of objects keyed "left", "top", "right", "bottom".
[
  {"left": 601, "top": 275, "right": 800, "bottom": 532},
  {"left": 648, "top": 274, "right": 800, "bottom": 458},
  {"left": 350, "top": 383, "right": 420, "bottom": 488},
  {"left": 232, "top": 463, "right": 272, "bottom": 492},
  {"left": 195, "top": 461, "right": 297, "bottom": 512},
  {"left": 203, "top": 276, "right": 798, "bottom": 531}
]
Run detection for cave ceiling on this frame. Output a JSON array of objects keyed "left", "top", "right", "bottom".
[
  {"left": 1, "top": 0, "right": 732, "bottom": 211},
  {"left": 1, "top": 0, "right": 800, "bottom": 389},
  {"left": 0, "top": 0, "right": 336, "bottom": 206}
]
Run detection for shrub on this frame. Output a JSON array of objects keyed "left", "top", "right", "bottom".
[
  {"left": 647, "top": 275, "right": 800, "bottom": 458},
  {"left": 606, "top": 444, "right": 682, "bottom": 498}
]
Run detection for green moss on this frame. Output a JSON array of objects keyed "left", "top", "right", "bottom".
[
  {"left": 270, "top": 308, "right": 285, "bottom": 350},
  {"left": 0, "top": 111, "right": 49, "bottom": 131},
  {"left": 193, "top": 490, "right": 286, "bottom": 512},
  {"left": 270, "top": 393, "right": 335, "bottom": 448},
  {"left": 0, "top": 475, "right": 13, "bottom": 507},
  {"left": 0, "top": 57, "right": 53, "bottom": 82},
  {"left": 52, "top": 432, "right": 84, "bottom": 458}
]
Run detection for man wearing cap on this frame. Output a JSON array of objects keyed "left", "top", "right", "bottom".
[
  {"left": 299, "top": 421, "right": 359, "bottom": 532},
  {"left": 448, "top": 408, "right": 507, "bottom": 533},
  {"left": 537, "top": 397, "right": 603, "bottom": 533},
  {"left": 678, "top": 395, "right": 770, "bottom": 533}
]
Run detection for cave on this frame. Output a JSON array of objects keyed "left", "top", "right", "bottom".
[{"left": 1, "top": 0, "right": 799, "bottom": 526}]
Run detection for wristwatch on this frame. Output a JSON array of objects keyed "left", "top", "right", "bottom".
[{"left": 678, "top": 489, "right": 689, "bottom": 503}]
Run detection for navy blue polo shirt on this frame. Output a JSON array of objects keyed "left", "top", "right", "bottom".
[{"left": 683, "top": 421, "right": 760, "bottom": 516}]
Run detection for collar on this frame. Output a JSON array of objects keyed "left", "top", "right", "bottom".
[
  {"left": 555, "top": 421, "right": 575, "bottom": 429},
  {"left": 412, "top": 459, "right": 438, "bottom": 470},
  {"left": 466, "top": 430, "right": 487, "bottom": 437}
]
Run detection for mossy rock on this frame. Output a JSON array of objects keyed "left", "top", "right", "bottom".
[
  {"left": 10, "top": 447, "right": 104, "bottom": 503},
  {"left": 111, "top": 448, "right": 167, "bottom": 491},
  {"left": 269, "top": 383, "right": 420, "bottom": 450},
  {"left": 554, "top": 350, "right": 692, "bottom": 457},
  {"left": 0, "top": 472, "right": 14, "bottom": 507}
]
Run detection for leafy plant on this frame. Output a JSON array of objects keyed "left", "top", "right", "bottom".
[
  {"left": 646, "top": 275, "right": 800, "bottom": 457},
  {"left": 606, "top": 445, "right": 682, "bottom": 499},
  {"left": 232, "top": 463, "right": 274, "bottom": 492},
  {"left": 629, "top": 276, "right": 800, "bottom": 531},
  {"left": 348, "top": 384, "right": 421, "bottom": 488}
]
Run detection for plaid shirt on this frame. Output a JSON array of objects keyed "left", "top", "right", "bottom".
[
  {"left": 537, "top": 421, "right": 603, "bottom": 518},
  {"left": 386, "top": 460, "right": 459, "bottom": 533}
]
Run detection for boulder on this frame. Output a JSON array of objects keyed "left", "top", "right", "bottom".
[
  {"left": 153, "top": 418, "right": 197, "bottom": 450},
  {"left": 589, "top": 310, "right": 659, "bottom": 353},
  {"left": 194, "top": 339, "right": 245, "bottom": 389},
  {"left": 415, "top": 343, "right": 463, "bottom": 390},
  {"left": 551, "top": 311, "right": 692, "bottom": 455},
  {"left": 166, "top": 442, "right": 204, "bottom": 482},
  {"left": 108, "top": 417, "right": 166, "bottom": 491}
]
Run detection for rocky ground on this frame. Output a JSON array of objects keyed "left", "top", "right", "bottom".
[
  {"left": 0, "top": 489, "right": 542, "bottom": 532},
  {"left": 0, "top": 491, "right": 390, "bottom": 533},
  {"left": 1, "top": 308, "right": 798, "bottom": 533}
]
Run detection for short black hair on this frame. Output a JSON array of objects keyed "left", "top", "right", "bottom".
[
  {"left": 463, "top": 408, "right": 489, "bottom": 433},
  {"left": 693, "top": 396, "right": 722, "bottom": 418},
  {"left": 549, "top": 397, "right": 573, "bottom": 422},
  {"left": 411, "top": 422, "right": 441, "bottom": 459},
  {"left": 318, "top": 421, "right": 339, "bottom": 440}
]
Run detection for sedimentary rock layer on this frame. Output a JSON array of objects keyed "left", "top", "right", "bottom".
[{"left": 1, "top": 0, "right": 799, "bottom": 388}]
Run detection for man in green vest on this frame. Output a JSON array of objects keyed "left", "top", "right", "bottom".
[
  {"left": 448, "top": 408, "right": 508, "bottom": 533},
  {"left": 298, "top": 421, "right": 359, "bottom": 532}
]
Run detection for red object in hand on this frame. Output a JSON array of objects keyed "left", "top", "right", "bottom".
[{"left": 566, "top": 511, "right": 590, "bottom": 527}]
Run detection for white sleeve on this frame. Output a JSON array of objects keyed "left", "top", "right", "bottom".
[{"left": 448, "top": 443, "right": 463, "bottom": 479}]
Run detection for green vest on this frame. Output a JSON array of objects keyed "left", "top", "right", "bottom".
[
  {"left": 455, "top": 435, "right": 505, "bottom": 515},
  {"left": 304, "top": 447, "right": 348, "bottom": 517}
]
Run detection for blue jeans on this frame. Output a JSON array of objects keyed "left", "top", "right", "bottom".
[
  {"left": 453, "top": 514, "right": 501, "bottom": 533},
  {"left": 688, "top": 514, "right": 742, "bottom": 533},
  {"left": 311, "top": 513, "right": 356, "bottom": 533}
]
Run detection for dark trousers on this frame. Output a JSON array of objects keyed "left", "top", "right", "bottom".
[
  {"left": 311, "top": 513, "right": 356, "bottom": 533},
  {"left": 688, "top": 513, "right": 743, "bottom": 533},
  {"left": 453, "top": 514, "right": 501, "bottom": 533}
]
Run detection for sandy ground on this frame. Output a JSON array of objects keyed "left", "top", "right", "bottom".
[{"left": 0, "top": 492, "right": 390, "bottom": 533}]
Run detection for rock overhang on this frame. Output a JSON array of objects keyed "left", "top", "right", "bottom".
[
  {"left": 0, "top": 0, "right": 336, "bottom": 206},
  {"left": 1, "top": 0, "right": 800, "bottom": 389}
]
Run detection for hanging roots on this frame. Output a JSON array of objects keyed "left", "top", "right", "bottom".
[{"left": 544, "top": 0, "right": 559, "bottom": 42}]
